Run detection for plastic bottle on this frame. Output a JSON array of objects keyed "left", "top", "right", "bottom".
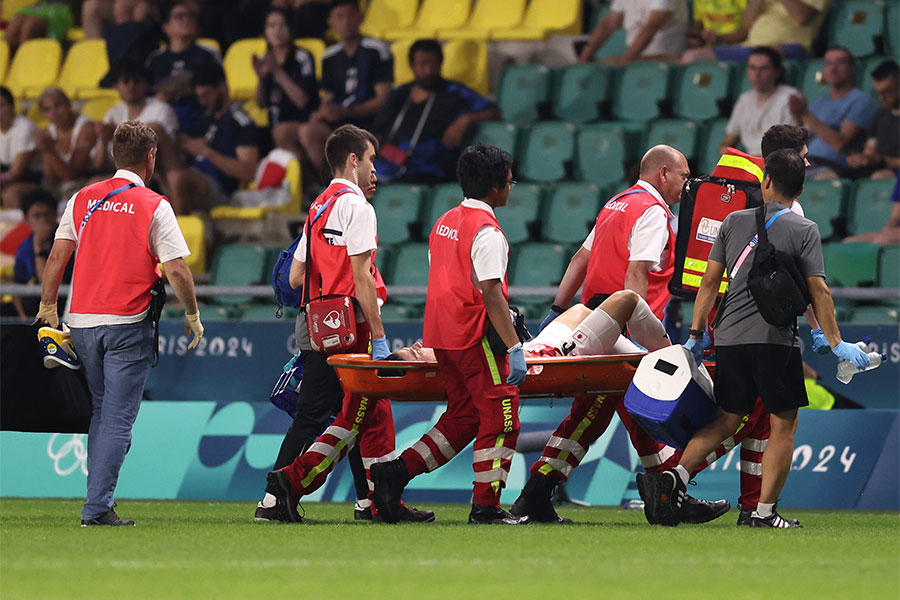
[
  {"left": 835, "top": 339, "right": 886, "bottom": 384},
  {"left": 623, "top": 499, "right": 645, "bottom": 510}
]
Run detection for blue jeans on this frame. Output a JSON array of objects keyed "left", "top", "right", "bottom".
[{"left": 70, "top": 319, "right": 154, "bottom": 520}]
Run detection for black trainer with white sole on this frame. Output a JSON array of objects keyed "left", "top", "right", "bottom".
[
  {"left": 654, "top": 469, "right": 686, "bottom": 526},
  {"left": 680, "top": 495, "right": 731, "bottom": 524},
  {"left": 81, "top": 508, "right": 135, "bottom": 527},
  {"left": 265, "top": 469, "right": 302, "bottom": 523},
  {"left": 749, "top": 505, "right": 802, "bottom": 528},
  {"left": 254, "top": 502, "right": 293, "bottom": 523}
]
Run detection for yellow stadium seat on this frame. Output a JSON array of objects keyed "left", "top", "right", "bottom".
[
  {"left": 222, "top": 37, "right": 266, "bottom": 101},
  {"left": 438, "top": 0, "right": 525, "bottom": 40},
  {"left": 176, "top": 216, "right": 206, "bottom": 274},
  {"left": 295, "top": 38, "right": 326, "bottom": 79},
  {"left": 241, "top": 98, "right": 269, "bottom": 127},
  {"left": 197, "top": 38, "right": 221, "bottom": 57},
  {"left": 360, "top": 0, "right": 419, "bottom": 39},
  {"left": 5, "top": 38, "right": 62, "bottom": 99},
  {"left": 383, "top": 0, "right": 472, "bottom": 41},
  {"left": 56, "top": 39, "right": 109, "bottom": 100},
  {"left": 25, "top": 101, "right": 48, "bottom": 129},
  {"left": 2, "top": 0, "right": 38, "bottom": 21},
  {"left": 81, "top": 94, "right": 122, "bottom": 122},
  {"left": 210, "top": 157, "right": 302, "bottom": 219},
  {"left": 0, "top": 39, "right": 9, "bottom": 84},
  {"left": 66, "top": 27, "right": 86, "bottom": 43},
  {"left": 490, "top": 0, "right": 583, "bottom": 41},
  {"left": 442, "top": 39, "right": 489, "bottom": 95},
  {"left": 391, "top": 39, "right": 415, "bottom": 86}
]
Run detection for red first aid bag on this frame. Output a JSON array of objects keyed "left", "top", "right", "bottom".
[{"left": 306, "top": 295, "right": 359, "bottom": 354}]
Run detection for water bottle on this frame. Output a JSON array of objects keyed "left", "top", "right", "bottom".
[
  {"left": 623, "top": 499, "right": 645, "bottom": 510},
  {"left": 836, "top": 339, "right": 886, "bottom": 384}
]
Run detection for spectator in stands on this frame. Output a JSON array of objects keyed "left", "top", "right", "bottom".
[
  {"left": 719, "top": 47, "right": 801, "bottom": 156},
  {"left": 789, "top": 47, "right": 876, "bottom": 179},
  {"left": 681, "top": 0, "right": 829, "bottom": 64},
  {"left": 843, "top": 174, "right": 900, "bottom": 246},
  {"left": 846, "top": 61, "right": 900, "bottom": 180},
  {"left": 82, "top": 0, "right": 159, "bottom": 39},
  {"left": 297, "top": 0, "right": 393, "bottom": 177},
  {"left": 270, "top": 0, "right": 330, "bottom": 40},
  {"left": 254, "top": 8, "right": 320, "bottom": 155},
  {"left": 166, "top": 62, "right": 259, "bottom": 214},
  {"left": 685, "top": 0, "right": 745, "bottom": 52},
  {"left": 372, "top": 40, "right": 500, "bottom": 185},
  {"left": 5, "top": 1, "right": 74, "bottom": 51},
  {"left": 36, "top": 88, "right": 100, "bottom": 197},
  {"left": 578, "top": 0, "right": 689, "bottom": 65},
  {"left": 0, "top": 87, "right": 41, "bottom": 209}
]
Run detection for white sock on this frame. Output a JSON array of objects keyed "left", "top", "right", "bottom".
[
  {"left": 355, "top": 498, "right": 372, "bottom": 508},
  {"left": 611, "top": 335, "right": 643, "bottom": 353},
  {"left": 755, "top": 502, "right": 774, "bottom": 518},
  {"left": 673, "top": 464, "right": 690, "bottom": 486},
  {"left": 627, "top": 295, "right": 670, "bottom": 352},
  {"left": 569, "top": 308, "right": 621, "bottom": 355},
  {"left": 259, "top": 492, "right": 277, "bottom": 508}
]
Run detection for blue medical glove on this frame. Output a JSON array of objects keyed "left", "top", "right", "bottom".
[
  {"left": 506, "top": 346, "right": 527, "bottom": 386},
  {"left": 371, "top": 336, "right": 391, "bottom": 361},
  {"left": 684, "top": 337, "right": 704, "bottom": 366},
  {"left": 539, "top": 307, "right": 562, "bottom": 332},
  {"left": 831, "top": 341, "right": 870, "bottom": 370},
  {"left": 810, "top": 328, "right": 830, "bottom": 355}
]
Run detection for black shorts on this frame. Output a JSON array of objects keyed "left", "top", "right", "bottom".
[{"left": 714, "top": 344, "right": 808, "bottom": 415}]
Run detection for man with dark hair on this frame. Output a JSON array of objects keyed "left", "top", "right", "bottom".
[
  {"left": 760, "top": 123, "right": 810, "bottom": 160},
  {"left": 166, "top": 62, "right": 259, "bottom": 214},
  {"left": 146, "top": 2, "right": 220, "bottom": 95},
  {"left": 371, "top": 145, "right": 530, "bottom": 525},
  {"left": 646, "top": 148, "right": 869, "bottom": 528},
  {"left": 847, "top": 60, "right": 899, "bottom": 179},
  {"left": 371, "top": 38, "right": 500, "bottom": 184}
]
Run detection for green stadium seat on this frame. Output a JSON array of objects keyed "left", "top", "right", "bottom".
[
  {"left": 422, "top": 183, "right": 462, "bottom": 238},
  {"left": 373, "top": 245, "right": 390, "bottom": 276},
  {"left": 541, "top": 182, "right": 601, "bottom": 244},
  {"left": 797, "top": 59, "right": 830, "bottom": 103},
  {"left": 575, "top": 123, "right": 627, "bottom": 186},
  {"left": 697, "top": 118, "right": 729, "bottom": 176},
  {"left": 386, "top": 243, "right": 429, "bottom": 305},
  {"left": 848, "top": 304, "right": 900, "bottom": 325},
  {"left": 827, "top": 1, "right": 884, "bottom": 57},
  {"left": 672, "top": 61, "right": 734, "bottom": 121},
  {"left": 823, "top": 242, "right": 880, "bottom": 287},
  {"left": 858, "top": 55, "right": 891, "bottom": 98},
  {"left": 612, "top": 61, "right": 673, "bottom": 121},
  {"left": 499, "top": 183, "right": 543, "bottom": 245},
  {"left": 593, "top": 29, "right": 628, "bottom": 60},
  {"left": 886, "top": 3, "right": 900, "bottom": 59},
  {"left": 518, "top": 121, "right": 577, "bottom": 182},
  {"left": 466, "top": 121, "right": 519, "bottom": 155},
  {"left": 552, "top": 63, "right": 612, "bottom": 123},
  {"left": 379, "top": 302, "right": 422, "bottom": 321},
  {"left": 193, "top": 303, "right": 241, "bottom": 320},
  {"left": 239, "top": 304, "right": 283, "bottom": 321},
  {"left": 508, "top": 242, "right": 568, "bottom": 307},
  {"left": 879, "top": 245, "right": 899, "bottom": 288},
  {"left": 644, "top": 119, "right": 699, "bottom": 162},
  {"left": 374, "top": 184, "right": 426, "bottom": 246},
  {"left": 849, "top": 178, "right": 896, "bottom": 235},
  {"left": 210, "top": 244, "right": 268, "bottom": 305},
  {"left": 800, "top": 179, "right": 849, "bottom": 241},
  {"left": 497, "top": 64, "right": 551, "bottom": 125}
]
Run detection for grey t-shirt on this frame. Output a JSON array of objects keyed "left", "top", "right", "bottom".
[{"left": 710, "top": 201, "right": 825, "bottom": 347}]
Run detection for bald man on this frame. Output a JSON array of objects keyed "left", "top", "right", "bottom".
[{"left": 512, "top": 145, "right": 730, "bottom": 525}]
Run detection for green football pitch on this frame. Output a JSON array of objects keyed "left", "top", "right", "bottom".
[{"left": 1, "top": 499, "right": 897, "bottom": 600}]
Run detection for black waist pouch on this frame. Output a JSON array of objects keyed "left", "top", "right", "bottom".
[
  {"left": 149, "top": 278, "right": 167, "bottom": 367},
  {"left": 486, "top": 306, "right": 532, "bottom": 356}
]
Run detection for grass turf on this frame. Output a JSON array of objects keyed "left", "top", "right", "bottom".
[{"left": 1, "top": 499, "right": 897, "bottom": 599}]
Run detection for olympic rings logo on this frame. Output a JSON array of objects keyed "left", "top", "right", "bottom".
[{"left": 47, "top": 434, "right": 88, "bottom": 476}]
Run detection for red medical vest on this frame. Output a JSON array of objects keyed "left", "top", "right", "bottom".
[
  {"left": 70, "top": 177, "right": 162, "bottom": 316},
  {"left": 423, "top": 205, "right": 508, "bottom": 350},
  {"left": 581, "top": 185, "right": 675, "bottom": 320}
]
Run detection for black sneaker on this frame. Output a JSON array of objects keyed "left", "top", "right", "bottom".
[
  {"left": 636, "top": 473, "right": 658, "bottom": 525},
  {"left": 736, "top": 507, "right": 753, "bottom": 526},
  {"left": 653, "top": 469, "right": 686, "bottom": 527},
  {"left": 468, "top": 504, "right": 530, "bottom": 525},
  {"left": 510, "top": 475, "right": 573, "bottom": 523},
  {"left": 354, "top": 501, "right": 373, "bottom": 521},
  {"left": 680, "top": 495, "right": 731, "bottom": 524},
  {"left": 370, "top": 458, "right": 410, "bottom": 524},
  {"left": 81, "top": 508, "right": 135, "bottom": 527},
  {"left": 254, "top": 502, "right": 293, "bottom": 523},
  {"left": 749, "top": 507, "right": 802, "bottom": 528},
  {"left": 265, "top": 469, "right": 302, "bottom": 523},
  {"left": 372, "top": 502, "right": 436, "bottom": 523}
]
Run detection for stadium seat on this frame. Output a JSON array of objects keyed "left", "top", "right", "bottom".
[
  {"left": 858, "top": 55, "right": 891, "bottom": 97},
  {"left": 886, "top": 3, "right": 900, "bottom": 59},
  {"left": 593, "top": 29, "right": 628, "bottom": 60},
  {"left": 518, "top": 121, "right": 577, "bottom": 182},
  {"left": 552, "top": 63, "right": 612, "bottom": 124},
  {"left": 360, "top": 0, "right": 419, "bottom": 39},
  {"left": 437, "top": 0, "right": 526, "bottom": 40},
  {"left": 490, "top": 0, "right": 582, "bottom": 41},
  {"left": 80, "top": 95, "right": 121, "bottom": 122},
  {"left": 295, "top": 38, "right": 326, "bottom": 79},
  {"left": 56, "top": 39, "right": 109, "bottom": 100},
  {"left": 379, "top": 302, "right": 422, "bottom": 321},
  {"left": 382, "top": 0, "right": 471, "bottom": 40},
  {"left": 222, "top": 38, "right": 266, "bottom": 101},
  {"left": 25, "top": 101, "right": 48, "bottom": 129},
  {"left": 644, "top": 119, "right": 699, "bottom": 162},
  {"left": 823, "top": 242, "right": 880, "bottom": 287},
  {"left": 499, "top": 183, "right": 543, "bottom": 245},
  {"left": 210, "top": 244, "right": 268, "bottom": 304},
  {"left": 508, "top": 242, "right": 568, "bottom": 307},
  {"left": 0, "top": 39, "right": 8, "bottom": 84},
  {"left": 442, "top": 39, "right": 490, "bottom": 95},
  {"left": 612, "top": 61, "right": 673, "bottom": 122},
  {"left": 847, "top": 304, "right": 899, "bottom": 325},
  {"left": 386, "top": 243, "right": 429, "bottom": 305},
  {"left": 801, "top": 179, "right": 850, "bottom": 241},
  {"left": 239, "top": 303, "right": 282, "bottom": 321},
  {"left": 878, "top": 245, "right": 899, "bottom": 288},
  {"left": 696, "top": 118, "right": 729, "bottom": 176},
  {"left": 465, "top": 120, "right": 519, "bottom": 155},
  {"left": 672, "top": 61, "right": 734, "bottom": 121},
  {"left": 541, "top": 182, "right": 601, "bottom": 244},
  {"left": 849, "top": 178, "right": 896, "bottom": 236},
  {"left": 176, "top": 216, "right": 206, "bottom": 274},
  {"left": 197, "top": 38, "right": 221, "bottom": 57},
  {"left": 241, "top": 98, "right": 269, "bottom": 127},
  {"left": 2, "top": 0, "right": 38, "bottom": 21},
  {"left": 496, "top": 64, "right": 551, "bottom": 125},
  {"left": 423, "top": 183, "right": 463, "bottom": 237},
  {"left": 797, "top": 59, "right": 830, "bottom": 103},
  {"left": 374, "top": 184, "right": 425, "bottom": 246},
  {"left": 827, "top": 1, "right": 884, "bottom": 57},
  {"left": 575, "top": 123, "right": 626, "bottom": 186},
  {"left": 5, "top": 38, "right": 62, "bottom": 99},
  {"left": 391, "top": 38, "right": 415, "bottom": 86}
]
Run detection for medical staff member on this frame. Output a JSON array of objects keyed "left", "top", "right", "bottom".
[
  {"left": 36, "top": 120, "right": 203, "bottom": 526},
  {"left": 370, "top": 145, "right": 528, "bottom": 525}
]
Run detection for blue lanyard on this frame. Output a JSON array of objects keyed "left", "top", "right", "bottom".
[
  {"left": 77, "top": 183, "right": 136, "bottom": 241},
  {"left": 309, "top": 186, "right": 355, "bottom": 227}
]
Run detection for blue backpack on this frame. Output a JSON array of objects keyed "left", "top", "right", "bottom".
[{"left": 272, "top": 234, "right": 304, "bottom": 318}]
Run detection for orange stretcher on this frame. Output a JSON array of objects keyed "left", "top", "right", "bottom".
[{"left": 327, "top": 353, "right": 648, "bottom": 401}]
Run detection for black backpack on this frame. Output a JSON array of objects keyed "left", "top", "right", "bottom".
[{"left": 746, "top": 206, "right": 811, "bottom": 329}]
